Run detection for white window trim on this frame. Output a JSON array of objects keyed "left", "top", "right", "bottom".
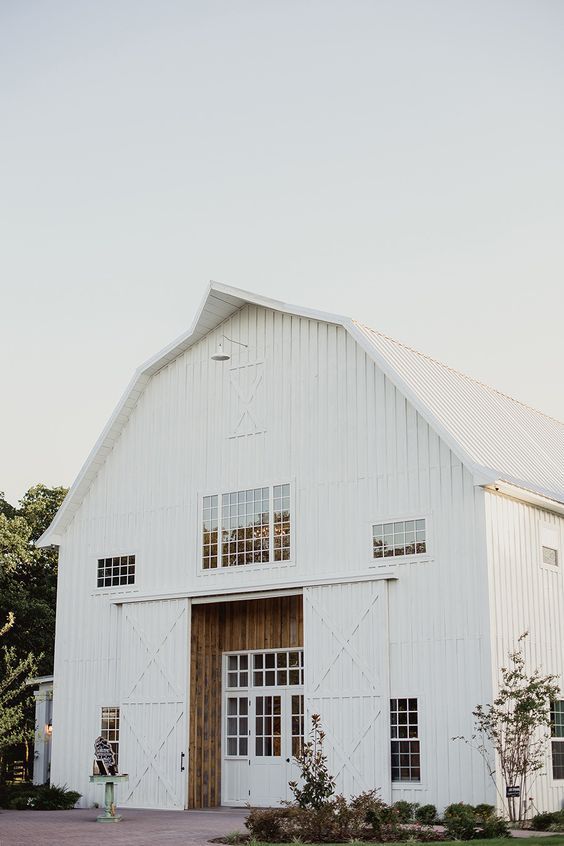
[
  {"left": 99, "top": 704, "right": 120, "bottom": 769},
  {"left": 369, "top": 513, "right": 432, "bottom": 568},
  {"left": 198, "top": 479, "right": 296, "bottom": 576},
  {"left": 389, "top": 692, "right": 425, "bottom": 789},
  {"left": 222, "top": 649, "right": 305, "bottom": 761},
  {"left": 92, "top": 550, "right": 139, "bottom": 594},
  {"left": 550, "top": 699, "right": 564, "bottom": 782}
]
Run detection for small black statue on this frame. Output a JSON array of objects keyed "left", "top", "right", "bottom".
[{"left": 94, "top": 736, "right": 118, "bottom": 776}]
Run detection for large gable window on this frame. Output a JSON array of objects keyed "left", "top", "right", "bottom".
[{"left": 202, "top": 484, "right": 291, "bottom": 569}]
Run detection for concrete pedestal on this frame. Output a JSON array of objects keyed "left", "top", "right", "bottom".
[{"left": 89, "top": 774, "right": 129, "bottom": 822}]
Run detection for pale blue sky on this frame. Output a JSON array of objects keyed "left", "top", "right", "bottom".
[{"left": 1, "top": 0, "right": 563, "bottom": 504}]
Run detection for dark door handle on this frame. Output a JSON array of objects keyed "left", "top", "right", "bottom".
[
  {"left": 286, "top": 758, "right": 290, "bottom": 763},
  {"left": 180, "top": 752, "right": 186, "bottom": 772}
]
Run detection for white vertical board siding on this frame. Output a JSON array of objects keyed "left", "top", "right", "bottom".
[
  {"left": 52, "top": 303, "right": 494, "bottom": 809},
  {"left": 304, "top": 582, "right": 391, "bottom": 801},
  {"left": 49, "top": 530, "right": 122, "bottom": 808},
  {"left": 485, "top": 491, "right": 564, "bottom": 813},
  {"left": 119, "top": 599, "right": 189, "bottom": 809}
]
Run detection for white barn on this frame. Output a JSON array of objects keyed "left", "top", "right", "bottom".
[{"left": 38, "top": 283, "right": 564, "bottom": 813}]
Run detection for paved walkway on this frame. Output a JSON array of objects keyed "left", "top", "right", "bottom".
[
  {"left": 0, "top": 806, "right": 249, "bottom": 846},
  {"left": 1, "top": 808, "right": 561, "bottom": 846}
]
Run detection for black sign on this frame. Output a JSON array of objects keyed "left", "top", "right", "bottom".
[
  {"left": 94, "top": 736, "right": 118, "bottom": 776},
  {"left": 506, "top": 785, "right": 520, "bottom": 798}
]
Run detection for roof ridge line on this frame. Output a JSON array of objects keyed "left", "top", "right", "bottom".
[{"left": 353, "top": 320, "right": 564, "bottom": 427}]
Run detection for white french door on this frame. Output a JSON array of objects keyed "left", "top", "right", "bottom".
[{"left": 222, "top": 649, "right": 304, "bottom": 806}]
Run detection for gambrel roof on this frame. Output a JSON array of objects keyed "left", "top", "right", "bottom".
[{"left": 37, "top": 282, "right": 564, "bottom": 546}]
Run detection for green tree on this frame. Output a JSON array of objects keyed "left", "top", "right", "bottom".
[
  {"left": 456, "top": 633, "right": 560, "bottom": 825},
  {"left": 0, "top": 484, "right": 67, "bottom": 676},
  {"left": 0, "top": 613, "right": 36, "bottom": 751}
]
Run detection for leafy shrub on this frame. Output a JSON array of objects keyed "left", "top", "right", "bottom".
[
  {"left": 245, "top": 793, "right": 454, "bottom": 842},
  {"left": 443, "top": 802, "right": 508, "bottom": 840},
  {"left": 289, "top": 714, "right": 336, "bottom": 810},
  {"left": 443, "top": 803, "right": 480, "bottom": 840},
  {"left": 393, "top": 800, "right": 416, "bottom": 822},
  {"left": 245, "top": 807, "right": 294, "bottom": 842},
  {"left": 0, "top": 782, "right": 81, "bottom": 811},
  {"left": 531, "top": 812, "right": 556, "bottom": 831},
  {"left": 532, "top": 810, "right": 564, "bottom": 831},
  {"left": 415, "top": 804, "right": 437, "bottom": 825}
]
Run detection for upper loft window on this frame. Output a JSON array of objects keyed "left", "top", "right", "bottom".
[
  {"left": 97, "top": 555, "right": 135, "bottom": 588},
  {"left": 202, "top": 484, "right": 291, "bottom": 569},
  {"left": 373, "top": 518, "right": 426, "bottom": 560}
]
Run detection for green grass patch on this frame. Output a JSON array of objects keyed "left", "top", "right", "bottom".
[{"left": 250, "top": 839, "right": 564, "bottom": 846}]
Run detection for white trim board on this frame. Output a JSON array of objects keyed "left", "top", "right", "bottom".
[{"left": 107, "top": 572, "right": 399, "bottom": 606}]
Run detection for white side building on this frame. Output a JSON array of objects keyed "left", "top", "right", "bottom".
[{"left": 38, "top": 283, "right": 564, "bottom": 813}]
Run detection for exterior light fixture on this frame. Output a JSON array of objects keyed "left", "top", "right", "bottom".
[{"left": 211, "top": 334, "right": 248, "bottom": 362}]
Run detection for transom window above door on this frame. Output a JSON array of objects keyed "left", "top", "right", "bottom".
[
  {"left": 225, "top": 650, "right": 304, "bottom": 689},
  {"left": 202, "top": 484, "right": 291, "bottom": 569}
]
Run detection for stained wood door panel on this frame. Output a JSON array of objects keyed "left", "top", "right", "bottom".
[{"left": 189, "top": 595, "right": 303, "bottom": 808}]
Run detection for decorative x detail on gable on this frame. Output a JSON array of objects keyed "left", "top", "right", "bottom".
[{"left": 229, "top": 362, "right": 265, "bottom": 438}]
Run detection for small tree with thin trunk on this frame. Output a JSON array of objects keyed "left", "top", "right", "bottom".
[{"left": 455, "top": 633, "right": 559, "bottom": 825}]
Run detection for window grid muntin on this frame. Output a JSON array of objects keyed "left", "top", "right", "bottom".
[
  {"left": 255, "top": 695, "right": 282, "bottom": 757},
  {"left": 373, "top": 519, "right": 426, "bottom": 559},
  {"left": 202, "top": 485, "right": 291, "bottom": 569},
  {"left": 543, "top": 546, "right": 559, "bottom": 567},
  {"left": 97, "top": 556, "right": 135, "bottom": 588},
  {"left": 226, "top": 696, "right": 248, "bottom": 757},
  {"left": 551, "top": 698, "right": 564, "bottom": 776},
  {"left": 222, "top": 487, "right": 270, "bottom": 567},
  {"left": 253, "top": 650, "right": 304, "bottom": 688},
  {"left": 101, "top": 706, "right": 120, "bottom": 768},
  {"left": 552, "top": 700, "right": 564, "bottom": 738},
  {"left": 273, "top": 484, "right": 291, "bottom": 562},
  {"left": 390, "top": 698, "right": 420, "bottom": 782},
  {"left": 226, "top": 654, "right": 249, "bottom": 689},
  {"left": 203, "top": 495, "right": 219, "bottom": 569},
  {"left": 291, "top": 694, "right": 305, "bottom": 757}
]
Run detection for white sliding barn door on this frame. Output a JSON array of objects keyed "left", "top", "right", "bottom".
[
  {"left": 119, "top": 599, "right": 189, "bottom": 809},
  {"left": 303, "top": 581, "right": 391, "bottom": 802}
]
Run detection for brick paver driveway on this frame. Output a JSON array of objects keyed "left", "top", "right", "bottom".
[{"left": 0, "top": 806, "right": 249, "bottom": 846}]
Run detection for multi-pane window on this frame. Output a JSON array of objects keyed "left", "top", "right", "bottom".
[
  {"left": 543, "top": 546, "right": 559, "bottom": 568},
  {"left": 255, "top": 695, "right": 282, "bottom": 757},
  {"left": 373, "top": 519, "right": 426, "bottom": 560},
  {"left": 226, "top": 696, "right": 248, "bottom": 757},
  {"left": 226, "top": 654, "right": 249, "bottom": 688},
  {"left": 291, "top": 694, "right": 305, "bottom": 757},
  {"left": 101, "top": 707, "right": 120, "bottom": 769},
  {"left": 97, "top": 556, "right": 135, "bottom": 588},
  {"left": 253, "top": 651, "right": 304, "bottom": 687},
  {"left": 202, "top": 484, "right": 291, "bottom": 568},
  {"left": 551, "top": 700, "right": 564, "bottom": 779},
  {"left": 390, "top": 698, "right": 420, "bottom": 782}
]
